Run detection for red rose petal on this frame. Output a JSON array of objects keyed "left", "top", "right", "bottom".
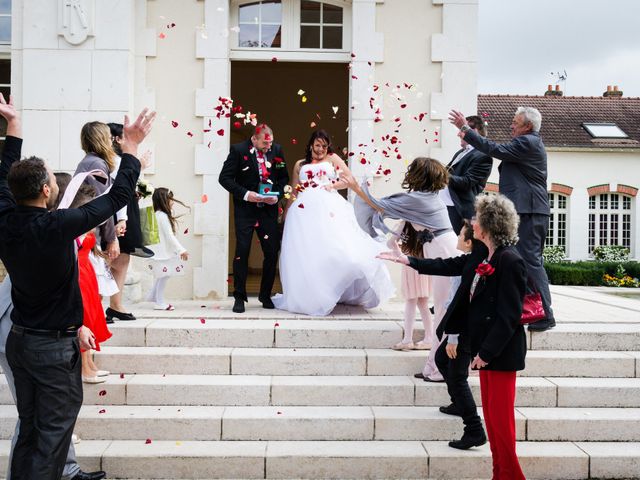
[
  {"left": 158, "top": 33, "right": 166, "bottom": 39},
  {"left": 201, "top": 194, "right": 208, "bottom": 203},
  {"left": 98, "top": 390, "right": 107, "bottom": 397},
  {"left": 272, "top": 57, "right": 278, "bottom": 62},
  {"left": 207, "top": 141, "right": 212, "bottom": 149},
  {"left": 400, "top": 104, "right": 407, "bottom": 109},
  {"left": 274, "top": 322, "right": 280, "bottom": 327},
  {"left": 171, "top": 121, "right": 179, "bottom": 128},
  {"left": 200, "top": 318, "right": 206, "bottom": 324},
  {"left": 291, "top": 138, "right": 298, "bottom": 145},
  {"left": 298, "top": 203, "right": 304, "bottom": 209},
  {"left": 183, "top": 228, "right": 189, "bottom": 234},
  {"left": 360, "top": 158, "right": 367, "bottom": 165},
  {"left": 99, "top": 409, "right": 106, "bottom": 414},
  {"left": 120, "top": 373, "right": 125, "bottom": 379},
  {"left": 145, "top": 439, "right": 152, "bottom": 444},
  {"left": 216, "top": 129, "right": 225, "bottom": 136},
  {"left": 233, "top": 121, "right": 241, "bottom": 129}
]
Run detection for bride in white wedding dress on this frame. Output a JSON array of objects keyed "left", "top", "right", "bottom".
[{"left": 272, "top": 130, "right": 395, "bottom": 316}]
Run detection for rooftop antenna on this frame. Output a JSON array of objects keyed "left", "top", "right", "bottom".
[{"left": 550, "top": 69, "right": 568, "bottom": 93}]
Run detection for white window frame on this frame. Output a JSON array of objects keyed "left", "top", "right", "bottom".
[
  {"left": 588, "top": 193, "right": 634, "bottom": 253},
  {"left": 230, "top": 0, "right": 352, "bottom": 62},
  {"left": 546, "top": 193, "right": 569, "bottom": 251}
]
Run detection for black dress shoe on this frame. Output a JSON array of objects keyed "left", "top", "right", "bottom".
[
  {"left": 260, "top": 297, "right": 275, "bottom": 309},
  {"left": 72, "top": 470, "right": 107, "bottom": 480},
  {"left": 232, "top": 298, "right": 245, "bottom": 313},
  {"left": 448, "top": 431, "right": 487, "bottom": 450},
  {"left": 106, "top": 317, "right": 114, "bottom": 325},
  {"left": 423, "top": 376, "right": 445, "bottom": 383},
  {"left": 414, "top": 373, "right": 425, "bottom": 379},
  {"left": 105, "top": 307, "right": 136, "bottom": 322},
  {"left": 439, "top": 403, "right": 462, "bottom": 417},
  {"left": 528, "top": 318, "right": 556, "bottom": 332},
  {"left": 130, "top": 246, "right": 155, "bottom": 258}
]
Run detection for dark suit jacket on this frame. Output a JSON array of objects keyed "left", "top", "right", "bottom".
[
  {"left": 447, "top": 148, "right": 493, "bottom": 220},
  {"left": 408, "top": 245, "right": 527, "bottom": 371},
  {"left": 218, "top": 140, "right": 289, "bottom": 220},
  {"left": 463, "top": 130, "right": 549, "bottom": 215}
]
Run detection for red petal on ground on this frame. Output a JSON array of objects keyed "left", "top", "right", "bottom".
[
  {"left": 272, "top": 57, "right": 278, "bottom": 62},
  {"left": 99, "top": 409, "right": 106, "bottom": 414},
  {"left": 200, "top": 318, "right": 206, "bottom": 324},
  {"left": 171, "top": 121, "right": 179, "bottom": 128},
  {"left": 145, "top": 439, "right": 152, "bottom": 444},
  {"left": 360, "top": 158, "right": 367, "bottom": 164},
  {"left": 98, "top": 390, "right": 107, "bottom": 396},
  {"left": 120, "top": 373, "right": 125, "bottom": 379},
  {"left": 187, "top": 131, "right": 193, "bottom": 137},
  {"left": 184, "top": 228, "right": 189, "bottom": 234},
  {"left": 298, "top": 203, "right": 305, "bottom": 209},
  {"left": 233, "top": 121, "right": 241, "bottom": 129},
  {"left": 201, "top": 194, "right": 208, "bottom": 203}
]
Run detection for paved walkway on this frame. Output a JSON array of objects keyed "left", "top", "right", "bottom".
[{"left": 128, "top": 285, "right": 640, "bottom": 323}]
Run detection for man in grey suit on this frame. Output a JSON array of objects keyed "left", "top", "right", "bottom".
[
  {"left": 439, "top": 115, "right": 493, "bottom": 234},
  {"left": 0, "top": 279, "right": 106, "bottom": 480},
  {"left": 449, "top": 107, "right": 555, "bottom": 331}
]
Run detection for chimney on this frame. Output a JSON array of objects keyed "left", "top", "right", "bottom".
[
  {"left": 544, "top": 84, "right": 563, "bottom": 97},
  {"left": 604, "top": 85, "right": 623, "bottom": 97}
]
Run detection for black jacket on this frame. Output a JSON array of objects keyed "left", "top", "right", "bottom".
[
  {"left": 463, "top": 130, "right": 549, "bottom": 215},
  {"left": 447, "top": 148, "right": 493, "bottom": 220},
  {"left": 409, "top": 245, "right": 527, "bottom": 371},
  {"left": 218, "top": 140, "right": 289, "bottom": 218}
]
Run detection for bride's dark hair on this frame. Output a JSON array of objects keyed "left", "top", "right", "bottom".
[{"left": 303, "top": 130, "right": 334, "bottom": 165}]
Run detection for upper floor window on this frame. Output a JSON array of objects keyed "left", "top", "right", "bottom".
[
  {"left": 0, "top": 0, "right": 10, "bottom": 45},
  {"left": 239, "top": 1, "right": 282, "bottom": 48},
  {"left": 300, "top": 1, "right": 343, "bottom": 49},
  {"left": 546, "top": 193, "right": 568, "bottom": 250},
  {"left": 588, "top": 193, "right": 633, "bottom": 253},
  {"left": 231, "top": 0, "right": 351, "bottom": 56}
]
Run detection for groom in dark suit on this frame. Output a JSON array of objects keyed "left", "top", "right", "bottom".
[
  {"left": 439, "top": 115, "right": 493, "bottom": 234},
  {"left": 219, "top": 124, "right": 289, "bottom": 313}
]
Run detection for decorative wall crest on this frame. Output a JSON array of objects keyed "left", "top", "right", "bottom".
[{"left": 58, "top": 0, "right": 94, "bottom": 45}]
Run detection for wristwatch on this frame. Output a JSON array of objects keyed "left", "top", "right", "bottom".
[{"left": 460, "top": 124, "right": 471, "bottom": 133}]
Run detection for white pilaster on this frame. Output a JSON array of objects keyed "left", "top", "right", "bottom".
[
  {"left": 349, "top": 0, "right": 384, "bottom": 184},
  {"left": 568, "top": 189, "right": 589, "bottom": 261},
  {"left": 193, "top": 0, "right": 231, "bottom": 299},
  {"left": 429, "top": 0, "right": 478, "bottom": 163}
]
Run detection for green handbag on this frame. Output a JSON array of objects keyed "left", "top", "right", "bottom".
[{"left": 140, "top": 206, "right": 160, "bottom": 246}]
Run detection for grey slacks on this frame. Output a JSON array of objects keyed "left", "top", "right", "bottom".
[{"left": 516, "top": 213, "right": 555, "bottom": 321}]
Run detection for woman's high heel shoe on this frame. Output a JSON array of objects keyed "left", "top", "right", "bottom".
[{"left": 105, "top": 307, "right": 136, "bottom": 322}]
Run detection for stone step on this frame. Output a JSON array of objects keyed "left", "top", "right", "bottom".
[
  {"left": 94, "top": 346, "right": 640, "bottom": 378},
  {"left": 3, "top": 374, "right": 638, "bottom": 408},
  {"left": 2, "top": 439, "right": 636, "bottom": 479},
  {"left": 2, "top": 405, "right": 635, "bottom": 443},
  {"left": 105, "top": 319, "right": 640, "bottom": 351}
]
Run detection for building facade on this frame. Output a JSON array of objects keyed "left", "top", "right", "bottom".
[{"left": 3, "top": 0, "right": 479, "bottom": 298}]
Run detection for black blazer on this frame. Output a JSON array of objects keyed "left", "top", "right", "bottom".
[
  {"left": 409, "top": 245, "right": 527, "bottom": 371},
  {"left": 218, "top": 140, "right": 289, "bottom": 216},
  {"left": 463, "top": 130, "right": 549, "bottom": 215},
  {"left": 447, "top": 148, "right": 493, "bottom": 220}
]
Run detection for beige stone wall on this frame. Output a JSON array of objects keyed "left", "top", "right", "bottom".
[{"left": 136, "top": 0, "right": 205, "bottom": 299}]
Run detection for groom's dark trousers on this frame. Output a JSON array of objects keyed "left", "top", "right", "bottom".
[{"left": 219, "top": 139, "right": 288, "bottom": 301}]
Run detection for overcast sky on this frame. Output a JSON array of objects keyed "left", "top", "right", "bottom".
[{"left": 478, "top": 0, "right": 640, "bottom": 97}]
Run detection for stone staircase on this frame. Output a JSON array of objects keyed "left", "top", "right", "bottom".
[{"left": 0, "top": 286, "right": 639, "bottom": 479}]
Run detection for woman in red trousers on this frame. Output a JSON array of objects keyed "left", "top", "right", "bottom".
[{"left": 380, "top": 194, "right": 527, "bottom": 480}]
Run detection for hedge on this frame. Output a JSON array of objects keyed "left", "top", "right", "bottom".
[{"left": 544, "top": 261, "right": 640, "bottom": 286}]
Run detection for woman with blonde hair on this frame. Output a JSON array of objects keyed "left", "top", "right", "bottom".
[{"left": 75, "top": 121, "right": 135, "bottom": 322}]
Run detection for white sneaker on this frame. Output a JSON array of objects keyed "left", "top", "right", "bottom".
[
  {"left": 82, "top": 375, "right": 107, "bottom": 384},
  {"left": 72, "top": 434, "right": 81, "bottom": 445}
]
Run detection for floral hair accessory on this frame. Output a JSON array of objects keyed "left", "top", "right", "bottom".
[{"left": 475, "top": 262, "right": 495, "bottom": 277}]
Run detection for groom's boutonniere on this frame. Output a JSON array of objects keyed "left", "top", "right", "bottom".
[
  {"left": 274, "top": 156, "right": 286, "bottom": 168},
  {"left": 475, "top": 262, "right": 495, "bottom": 277}
]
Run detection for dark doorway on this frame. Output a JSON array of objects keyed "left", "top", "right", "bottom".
[{"left": 228, "top": 60, "right": 349, "bottom": 295}]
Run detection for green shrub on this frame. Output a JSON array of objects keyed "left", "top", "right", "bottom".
[
  {"left": 543, "top": 245, "right": 567, "bottom": 264},
  {"left": 545, "top": 261, "right": 640, "bottom": 286}
]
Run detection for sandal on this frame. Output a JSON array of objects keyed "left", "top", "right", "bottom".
[{"left": 391, "top": 341, "right": 415, "bottom": 351}]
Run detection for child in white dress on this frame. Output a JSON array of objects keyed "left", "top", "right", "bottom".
[{"left": 147, "top": 188, "right": 189, "bottom": 310}]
